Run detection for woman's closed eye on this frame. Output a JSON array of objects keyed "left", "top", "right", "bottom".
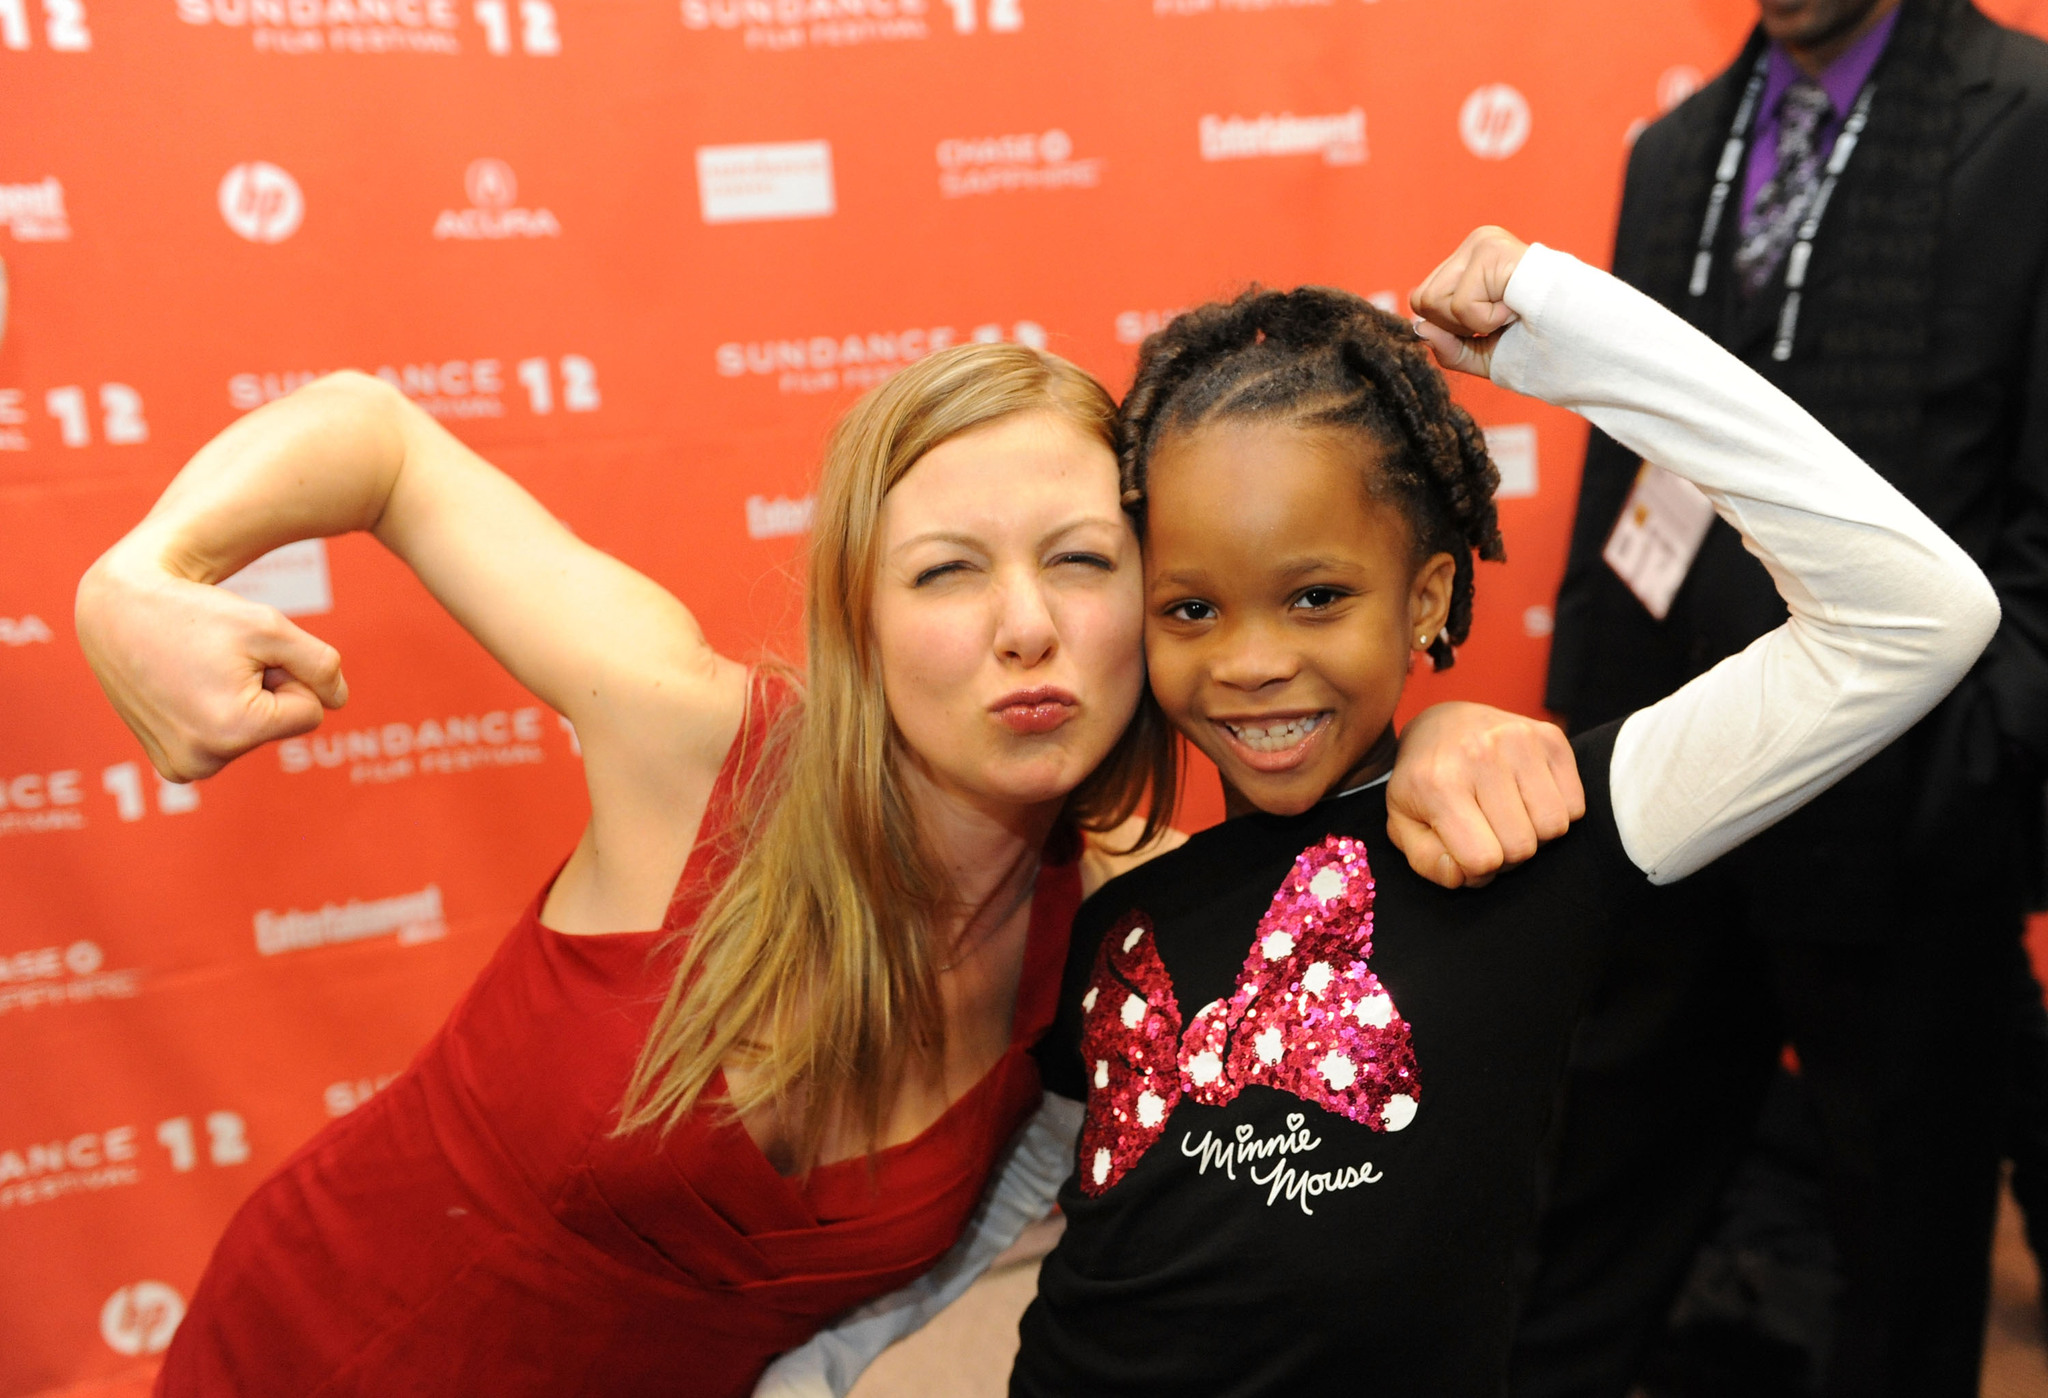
[
  {"left": 1050, "top": 551, "right": 1115, "bottom": 573},
  {"left": 912, "top": 560, "right": 975, "bottom": 587}
]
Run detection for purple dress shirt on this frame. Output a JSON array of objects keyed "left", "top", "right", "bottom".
[{"left": 1740, "top": 8, "right": 1901, "bottom": 220}]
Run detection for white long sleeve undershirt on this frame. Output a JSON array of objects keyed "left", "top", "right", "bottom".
[
  {"left": 1496, "top": 245, "right": 1997, "bottom": 883},
  {"left": 750, "top": 246, "right": 2000, "bottom": 1398}
]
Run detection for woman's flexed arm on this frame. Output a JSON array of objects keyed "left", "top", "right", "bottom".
[{"left": 77, "top": 371, "right": 747, "bottom": 928}]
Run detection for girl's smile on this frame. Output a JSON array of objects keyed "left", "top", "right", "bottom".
[{"left": 1209, "top": 709, "right": 1332, "bottom": 770}]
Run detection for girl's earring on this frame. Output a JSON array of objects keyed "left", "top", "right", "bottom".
[{"left": 1418, "top": 633, "right": 1431, "bottom": 649}]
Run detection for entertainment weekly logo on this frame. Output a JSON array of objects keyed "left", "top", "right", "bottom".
[
  {"left": 229, "top": 353, "right": 600, "bottom": 421},
  {"left": 433, "top": 158, "right": 559, "bottom": 240},
  {"left": 254, "top": 883, "right": 447, "bottom": 956},
  {"left": 1119, "top": 293, "right": 1398, "bottom": 348},
  {"left": 937, "top": 129, "right": 1101, "bottom": 199},
  {"left": 275, "top": 704, "right": 549, "bottom": 785},
  {"left": 0, "top": 179, "right": 70, "bottom": 241},
  {"left": 0, "top": 939, "right": 142, "bottom": 1017},
  {"left": 1199, "top": 108, "right": 1366, "bottom": 166},
  {"left": 715, "top": 319, "right": 1048, "bottom": 395}
]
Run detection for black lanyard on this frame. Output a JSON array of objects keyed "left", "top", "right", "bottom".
[{"left": 1687, "top": 52, "right": 1878, "bottom": 362}]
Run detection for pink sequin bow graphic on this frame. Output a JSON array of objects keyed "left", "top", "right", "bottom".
[{"left": 1076, "top": 836, "right": 1420, "bottom": 1195}]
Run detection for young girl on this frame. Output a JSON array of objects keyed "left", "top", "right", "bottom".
[{"left": 756, "top": 227, "right": 1997, "bottom": 1396}]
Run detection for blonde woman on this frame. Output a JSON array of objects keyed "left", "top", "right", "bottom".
[{"left": 75, "top": 346, "right": 1581, "bottom": 1396}]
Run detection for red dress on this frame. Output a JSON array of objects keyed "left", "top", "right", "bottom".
[{"left": 158, "top": 681, "right": 1079, "bottom": 1397}]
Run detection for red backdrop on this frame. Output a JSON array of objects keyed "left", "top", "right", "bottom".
[{"left": 5, "top": 2, "right": 2045, "bottom": 1392}]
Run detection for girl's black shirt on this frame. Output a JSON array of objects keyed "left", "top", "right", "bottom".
[{"left": 1016, "top": 723, "right": 1637, "bottom": 1398}]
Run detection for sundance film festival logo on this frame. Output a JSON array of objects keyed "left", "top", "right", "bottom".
[
  {"left": 682, "top": 0, "right": 931, "bottom": 52},
  {"left": 716, "top": 319, "right": 1046, "bottom": 395},
  {"left": 938, "top": 129, "right": 1102, "bottom": 198},
  {"left": 230, "top": 354, "right": 599, "bottom": 421},
  {"left": 0, "top": 178, "right": 70, "bottom": 241},
  {"left": 0, "top": 1129, "right": 143, "bottom": 1210},
  {"left": 276, "top": 705, "right": 548, "bottom": 783},
  {"left": 175, "top": 0, "right": 463, "bottom": 55},
  {"left": 433, "top": 158, "right": 560, "bottom": 240},
  {"left": 1459, "top": 84, "right": 1531, "bottom": 160},
  {"left": 0, "top": 382, "right": 149, "bottom": 453},
  {"left": 254, "top": 883, "right": 447, "bottom": 956},
  {"left": 0, "top": 769, "right": 85, "bottom": 836},
  {"left": 1199, "top": 108, "right": 1366, "bottom": 166},
  {"left": 219, "top": 162, "right": 303, "bottom": 243},
  {"left": 697, "top": 141, "right": 835, "bottom": 224}
]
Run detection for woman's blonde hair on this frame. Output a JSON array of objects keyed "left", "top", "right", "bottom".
[{"left": 618, "top": 342, "right": 1177, "bottom": 1166}]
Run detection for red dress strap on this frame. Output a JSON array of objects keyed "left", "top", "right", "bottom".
[
  {"left": 663, "top": 668, "right": 797, "bottom": 934},
  {"left": 1012, "top": 853, "right": 1082, "bottom": 1047}
]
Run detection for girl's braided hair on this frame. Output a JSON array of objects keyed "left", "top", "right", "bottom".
[{"left": 1117, "top": 286, "right": 1505, "bottom": 670}]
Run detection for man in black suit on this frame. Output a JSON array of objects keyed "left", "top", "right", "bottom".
[{"left": 1514, "top": 1, "right": 2048, "bottom": 1394}]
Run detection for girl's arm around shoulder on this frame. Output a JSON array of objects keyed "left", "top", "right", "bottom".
[
  {"left": 1078, "top": 702, "right": 1590, "bottom": 896},
  {"left": 1418, "top": 231, "right": 1998, "bottom": 884}
]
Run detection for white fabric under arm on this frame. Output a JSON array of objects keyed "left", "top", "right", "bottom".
[
  {"left": 1491, "top": 245, "right": 1999, "bottom": 884},
  {"left": 749, "top": 1093, "right": 1083, "bottom": 1398}
]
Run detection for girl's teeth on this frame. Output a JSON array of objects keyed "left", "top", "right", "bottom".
[{"left": 1227, "top": 715, "right": 1325, "bottom": 752}]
